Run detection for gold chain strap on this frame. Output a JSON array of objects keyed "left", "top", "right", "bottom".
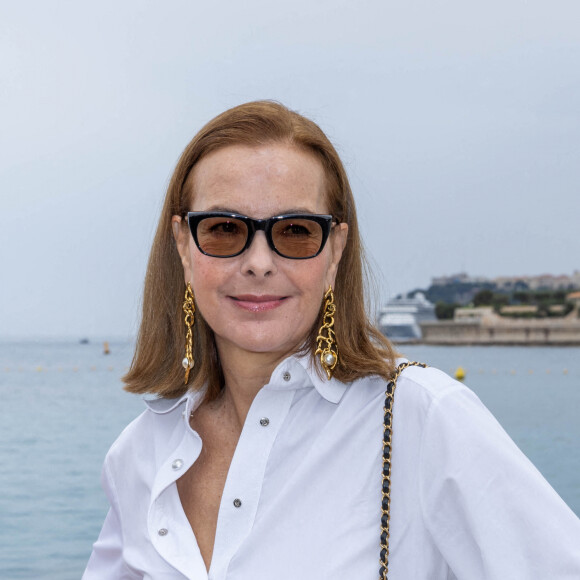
[{"left": 380, "top": 361, "right": 427, "bottom": 580}]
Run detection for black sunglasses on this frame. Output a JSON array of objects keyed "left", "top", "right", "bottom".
[{"left": 184, "top": 211, "right": 335, "bottom": 259}]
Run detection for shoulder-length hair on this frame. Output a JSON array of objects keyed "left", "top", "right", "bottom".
[{"left": 123, "top": 100, "right": 397, "bottom": 400}]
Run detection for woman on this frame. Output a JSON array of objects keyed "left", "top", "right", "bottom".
[{"left": 84, "top": 101, "right": 580, "bottom": 579}]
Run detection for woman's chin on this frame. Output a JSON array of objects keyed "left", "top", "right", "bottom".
[{"left": 215, "top": 330, "right": 305, "bottom": 360}]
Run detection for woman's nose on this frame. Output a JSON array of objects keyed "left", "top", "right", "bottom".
[{"left": 240, "top": 231, "right": 278, "bottom": 277}]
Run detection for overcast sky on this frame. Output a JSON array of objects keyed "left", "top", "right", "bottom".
[{"left": 1, "top": 0, "right": 579, "bottom": 339}]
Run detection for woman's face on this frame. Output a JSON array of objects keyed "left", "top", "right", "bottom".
[{"left": 173, "top": 143, "right": 348, "bottom": 364}]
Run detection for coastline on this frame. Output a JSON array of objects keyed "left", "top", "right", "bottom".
[{"left": 419, "top": 317, "right": 580, "bottom": 346}]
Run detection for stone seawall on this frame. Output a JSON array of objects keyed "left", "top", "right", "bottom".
[{"left": 420, "top": 319, "right": 580, "bottom": 346}]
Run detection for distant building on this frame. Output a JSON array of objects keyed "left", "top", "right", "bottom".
[
  {"left": 431, "top": 272, "right": 487, "bottom": 286},
  {"left": 494, "top": 277, "right": 530, "bottom": 291},
  {"left": 525, "top": 274, "right": 575, "bottom": 291},
  {"left": 454, "top": 307, "right": 495, "bottom": 322},
  {"left": 499, "top": 305, "right": 539, "bottom": 315},
  {"left": 567, "top": 291, "right": 580, "bottom": 307},
  {"left": 430, "top": 271, "right": 580, "bottom": 294},
  {"left": 431, "top": 273, "right": 470, "bottom": 286}
]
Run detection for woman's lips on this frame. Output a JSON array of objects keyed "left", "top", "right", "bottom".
[{"left": 230, "top": 294, "right": 288, "bottom": 312}]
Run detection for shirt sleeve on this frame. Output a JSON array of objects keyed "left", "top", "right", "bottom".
[
  {"left": 419, "top": 384, "right": 580, "bottom": 580},
  {"left": 83, "top": 457, "right": 141, "bottom": 580}
]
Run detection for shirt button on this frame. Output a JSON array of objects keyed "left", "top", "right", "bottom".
[
  {"left": 233, "top": 498, "right": 242, "bottom": 508},
  {"left": 172, "top": 459, "right": 184, "bottom": 470},
  {"left": 158, "top": 528, "right": 168, "bottom": 536},
  {"left": 260, "top": 417, "right": 270, "bottom": 427},
  {"left": 283, "top": 371, "right": 291, "bottom": 381}
]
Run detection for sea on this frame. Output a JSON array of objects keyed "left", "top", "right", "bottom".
[{"left": 0, "top": 340, "right": 578, "bottom": 579}]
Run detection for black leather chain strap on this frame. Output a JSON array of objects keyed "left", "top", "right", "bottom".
[{"left": 380, "top": 361, "right": 427, "bottom": 580}]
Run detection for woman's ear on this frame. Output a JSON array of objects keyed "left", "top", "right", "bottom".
[
  {"left": 171, "top": 215, "right": 193, "bottom": 282},
  {"left": 325, "top": 222, "right": 348, "bottom": 288}
]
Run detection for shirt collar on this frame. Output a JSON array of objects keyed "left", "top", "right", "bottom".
[
  {"left": 144, "top": 385, "right": 208, "bottom": 416},
  {"left": 144, "top": 392, "right": 190, "bottom": 414},
  {"left": 292, "top": 354, "right": 349, "bottom": 404},
  {"left": 144, "top": 354, "right": 348, "bottom": 414},
  {"left": 260, "top": 353, "right": 348, "bottom": 404}
]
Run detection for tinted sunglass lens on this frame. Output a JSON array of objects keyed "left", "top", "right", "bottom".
[
  {"left": 197, "top": 216, "right": 248, "bottom": 256},
  {"left": 271, "top": 218, "right": 324, "bottom": 258}
]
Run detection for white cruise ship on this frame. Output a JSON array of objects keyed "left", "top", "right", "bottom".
[{"left": 378, "top": 292, "right": 436, "bottom": 343}]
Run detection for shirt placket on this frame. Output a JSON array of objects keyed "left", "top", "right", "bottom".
[
  {"left": 148, "top": 399, "right": 208, "bottom": 579},
  {"left": 209, "top": 376, "right": 296, "bottom": 580}
]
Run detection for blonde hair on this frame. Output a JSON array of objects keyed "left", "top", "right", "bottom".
[{"left": 124, "top": 101, "right": 397, "bottom": 399}]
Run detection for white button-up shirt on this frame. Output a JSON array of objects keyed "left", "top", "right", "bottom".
[{"left": 83, "top": 357, "right": 580, "bottom": 579}]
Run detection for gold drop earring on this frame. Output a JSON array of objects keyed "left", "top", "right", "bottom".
[
  {"left": 315, "top": 285, "right": 339, "bottom": 379},
  {"left": 182, "top": 282, "right": 195, "bottom": 384}
]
